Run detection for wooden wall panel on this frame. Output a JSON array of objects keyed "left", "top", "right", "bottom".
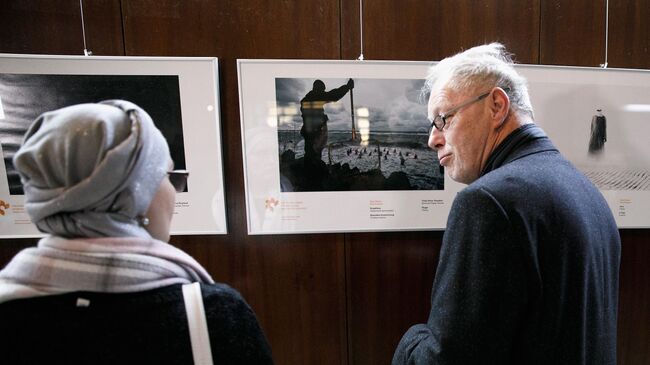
[
  {"left": 608, "top": 0, "right": 650, "bottom": 69},
  {"left": 173, "top": 234, "right": 347, "bottom": 365},
  {"left": 83, "top": 0, "right": 125, "bottom": 56},
  {"left": 540, "top": 0, "right": 650, "bottom": 69},
  {"left": 617, "top": 230, "right": 650, "bottom": 365},
  {"left": 0, "top": 240, "right": 35, "bottom": 267},
  {"left": 0, "top": 1, "right": 84, "bottom": 54},
  {"left": 121, "top": 0, "right": 340, "bottom": 59},
  {"left": 341, "top": 0, "right": 540, "bottom": 64},
  {"left": 1, "top": 1, "right": 650, "bottom": 365},
  {"left": 119, "top": 1, "right": 347, "bottom": 364},
  {"left": 346, "top": 232, "right": 442, "bottom": 365},
  {"left": 540, "top": 0, "right": 606, "bottom": 66},
  {"left": 0, "top": 0, "right": 124, "bottom": 56}
]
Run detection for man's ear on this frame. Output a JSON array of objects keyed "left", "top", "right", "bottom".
[{"left": 488, "top": 87, "right": 510, "bottom": 128}]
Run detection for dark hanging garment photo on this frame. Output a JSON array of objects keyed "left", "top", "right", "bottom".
[{"left": 588, "top": 109, "right": 607, "bottom": 154}]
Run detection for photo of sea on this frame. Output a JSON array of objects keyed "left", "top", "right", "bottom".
[{"left": 275, "top": 77, "right": 443, "bottom": 192}]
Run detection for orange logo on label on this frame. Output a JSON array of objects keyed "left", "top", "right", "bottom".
[
  {"left": 265, "top": 197, "right": 279, "bottom": 212},
  {"left": 0, "top": 200, "right": 10, "bottom": 216}
]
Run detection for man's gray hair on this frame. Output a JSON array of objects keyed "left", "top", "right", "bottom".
[{"left": 424, "top": 43, "right": 534, "bottom": 119}]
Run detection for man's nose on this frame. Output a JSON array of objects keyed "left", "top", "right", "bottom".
[{"left": 428, "top": 128, "right": 445, "bottom": 151}]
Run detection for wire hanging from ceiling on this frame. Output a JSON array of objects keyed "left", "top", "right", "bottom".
[
  {"left": 601, "top": 0, "right": 609, "bottom": 68},
  {"left": 358, "top": 0, "right": 364, "bottom": 60},
  {"left": 79, "top": 0, "right": 92, "bottom": 56}
]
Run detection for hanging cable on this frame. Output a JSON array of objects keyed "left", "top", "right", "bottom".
[
  {"left": 79, "top": 0, "right": 92, "bottom": 56},
  {"left": 358, "top": 0, "right": 364, "bottom": 60},
  {"left": 601, "top": 0, "right": 609, "bottom": 68}
]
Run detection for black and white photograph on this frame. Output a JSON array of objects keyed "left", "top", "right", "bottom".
[
  {"left": 275, "top": 77, "right": 443, "bottom": 192},
  {"left": 523, "top": 67, "right": 650, "bottom": 196},
  {"left": 521, "top": 65, "right": 650, "bottom": 227},
  {"left": 580, "top": 106, "right": 650, "bottom": 191},
  {"left": 0, "top": 73, "right": 186, "bottom": 195},
  {"left": 0, "top": 55, "right": 227, "bottom": 237}
]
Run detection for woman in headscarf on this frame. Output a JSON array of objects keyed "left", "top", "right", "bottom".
[{"left": 0, "top": 100, "right": 273, "bottom": 365}]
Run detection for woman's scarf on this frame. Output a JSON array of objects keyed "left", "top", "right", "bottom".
[
  {"left": 12, "top": 100, "right": 170, "bottom": 238},
  {"left": 0, "top": 235, "right": 214, "bottom": 303}
]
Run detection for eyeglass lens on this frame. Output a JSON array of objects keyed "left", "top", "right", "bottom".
[{"left": 428, "top": 88, "right": 506, "bottom": 134}]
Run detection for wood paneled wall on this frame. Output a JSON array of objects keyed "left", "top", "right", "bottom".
[{"left": 1, "top": 1, "right": 648, "bottom": 364}]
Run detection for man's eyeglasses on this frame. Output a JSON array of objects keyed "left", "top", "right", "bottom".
[
  {"left": 167, "top": 170, "right": 189, "bottom": 192},
  {"left": 428, "top": 87, "right": 510, "bottom": 134}
]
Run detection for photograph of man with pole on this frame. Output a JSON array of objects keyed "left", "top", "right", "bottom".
[{"left": 275, "top": 77, "right": 444, "bottom": 192}]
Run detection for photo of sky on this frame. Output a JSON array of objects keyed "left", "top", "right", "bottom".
[{"left": 275, "top": 78, "right": 429, "bottom": 134}]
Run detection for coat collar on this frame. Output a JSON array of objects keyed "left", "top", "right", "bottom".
[{"left": 480, "top": 123, "right": 558, "bottom": 176}]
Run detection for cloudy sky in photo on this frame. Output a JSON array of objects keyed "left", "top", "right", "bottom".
[{"left": 275, "top": 77, "right": 429, "bottom": 133}]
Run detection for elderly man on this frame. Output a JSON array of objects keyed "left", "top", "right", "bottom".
[{"left": 392, "top": 43, "right": 620, "bottom": 365}]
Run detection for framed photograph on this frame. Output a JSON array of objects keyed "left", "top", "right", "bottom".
[
  {"left": 238, "top": 60, "right": 457, "bottom": 234},
  {"left": 0, "top": 54, "right": 227, "bottom": 237},
  {"left": 239, "top": 60, "right": 650, "bottom": 234},
  {"left": 519, "top": 64, "right": 650, "bottom": 228}
]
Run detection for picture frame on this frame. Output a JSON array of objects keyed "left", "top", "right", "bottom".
[
  {"left": 238, "top": 60, "right": 458, "bottom": 234},
  {"left": 238, "top": 59, "right": 650, "bottom": 234},
  {"left": 0, "top": 54, "right": 227, "bottom": 237},
  {"left": 520, "top": 64, "right": 650, "bottom": 228}
]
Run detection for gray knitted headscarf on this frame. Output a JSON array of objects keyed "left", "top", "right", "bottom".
[{"left": 13, "top": 100, "right": 170, "bottom": 238}]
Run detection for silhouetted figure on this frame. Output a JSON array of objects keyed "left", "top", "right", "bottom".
[
  {"left": 400, "top": 156, "right": 405, "bottom": 166},
  {"left": 588, "top": 109, "right": 607, "bottom": 154},
  {"left": 327, "top": 144, "right": 332, "bottom": 165},
  {"left": 300, "top": 78, "right": 354, "bottom": 167}
]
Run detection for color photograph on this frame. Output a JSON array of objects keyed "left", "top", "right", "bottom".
[
  {"left": 239, "top": 60, "right": 455, "bottom": 234},
  {"left": 275, "top": 77, "right": 443, "bottom": 192}
]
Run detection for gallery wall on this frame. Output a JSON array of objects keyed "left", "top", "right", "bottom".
[{"left": 0, "top": 1, "right": 648, "bottom": 364}]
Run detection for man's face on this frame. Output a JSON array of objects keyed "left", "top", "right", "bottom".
[{"left": 427, "top": 87, "right": 492, "bottom": 184}]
